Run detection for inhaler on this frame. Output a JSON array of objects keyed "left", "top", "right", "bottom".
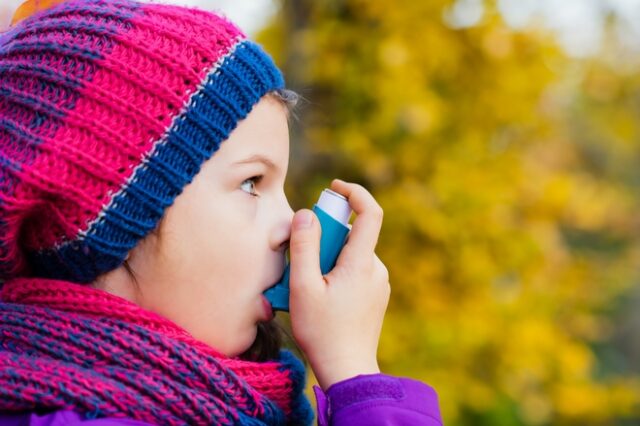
[{"left": 263, "top": 189, "right": 352, "bottom": 312}]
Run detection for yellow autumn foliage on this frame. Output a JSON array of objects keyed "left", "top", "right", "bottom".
[{"left": 260, "top": 1, "right": 640, "bottom": 425}]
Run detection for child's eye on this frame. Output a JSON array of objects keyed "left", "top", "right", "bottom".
[{"left": 240, "top": 176, "right": 263, "bottom": 196}]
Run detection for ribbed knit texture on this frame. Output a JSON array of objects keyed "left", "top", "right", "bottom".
[
  {"left": 0, "top": 0, "right": 285, "bottom": 283},
  {"left": 0, "top": 277, "right": 314, "bottom": 425}
]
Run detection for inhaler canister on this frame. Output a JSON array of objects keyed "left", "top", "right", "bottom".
[{"left": 263, "top": 189, "right": 352, "bottom": 312}]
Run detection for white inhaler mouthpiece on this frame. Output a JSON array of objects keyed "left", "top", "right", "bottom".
[{"left": 316, "top": 189, "right": 351, "bottom": 226}]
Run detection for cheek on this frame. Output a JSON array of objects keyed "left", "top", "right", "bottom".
[
  {"left": 159, "top": 185, "right": 268, "bottom": 294},
  {"left": 172, "top": 205, "right": 256, "bottom": 280}
]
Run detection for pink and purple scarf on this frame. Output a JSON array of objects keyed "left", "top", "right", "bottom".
[{"left": 0, "top": 277, "right": 313, "bottom": 425}]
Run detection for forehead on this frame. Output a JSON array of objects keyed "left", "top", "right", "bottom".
[{"left": 217, "top": 97, "right": 289, "bottom": 164}]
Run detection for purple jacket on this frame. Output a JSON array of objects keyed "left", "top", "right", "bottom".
[{"left": 0, "top": 373, "right": 442, "bottom": 426}]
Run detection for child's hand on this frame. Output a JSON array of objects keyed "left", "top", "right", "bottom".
[{"left": 288, "top": 179, "right": 390, "bottom": 390}]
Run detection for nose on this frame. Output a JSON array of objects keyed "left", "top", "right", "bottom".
[{"left": 271, "top": 195, "right": 295, "bottom": 252}]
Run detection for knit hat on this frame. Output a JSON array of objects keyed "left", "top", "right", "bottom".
[{"left": 0, "top": 0, "right": 285, "bottom": 283}]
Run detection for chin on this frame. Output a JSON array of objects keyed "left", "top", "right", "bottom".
[
  {"left": 231, "top": 321, "right": 282, "bottom": 362},
  {"left": 224, "top": 327, "right": 259, "bottom": 359},
  {"left": 197, "top": 323, "right": 257, "bottom": 358}
]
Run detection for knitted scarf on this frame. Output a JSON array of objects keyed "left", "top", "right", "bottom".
[{"left": 0, "top": 277, "right": 314, "bottom": 425}]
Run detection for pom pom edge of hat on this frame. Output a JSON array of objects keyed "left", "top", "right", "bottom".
[{"left": 0, "top": 0, "right": 285, "bottom": 284}]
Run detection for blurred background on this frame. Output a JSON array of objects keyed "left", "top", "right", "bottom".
[{"left": 3, "top": 1, "right": 640, "bottom": 424}]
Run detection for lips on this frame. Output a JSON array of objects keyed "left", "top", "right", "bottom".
[
  {"left": 259, "top": 261, "right": 285, "bottom": 320},
  {"left": 260, "top": 294, "right": 274, "bottom": 321}
]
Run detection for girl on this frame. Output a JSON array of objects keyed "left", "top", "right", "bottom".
[{"left": 0, "top": 0, "right": 443, "bottom": 424}]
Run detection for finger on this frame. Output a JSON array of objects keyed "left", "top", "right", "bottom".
[
  {"left": 330, "top": 179, "right": 383, "bottom": 255},
  {"left": 373, "top": 255, "right": 390, "bottom": 283},
  {"left": 289, "top": 209, "right": 323, "bottom": 290}
]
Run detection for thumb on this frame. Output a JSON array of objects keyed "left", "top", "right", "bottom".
[{"left": 289, "top": 209, "right": 322, "bottom": 289}]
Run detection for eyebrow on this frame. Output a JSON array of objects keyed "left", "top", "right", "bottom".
[{"left": 232, "top": 154, "right": 278, "bottom": 170}]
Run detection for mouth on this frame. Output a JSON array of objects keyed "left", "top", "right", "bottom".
[
  {"left": 260, "top": 294, "right": 275, "bottom": 321},
  {"left": 259, "top": 261, "right": 287, "bottom": 317}
]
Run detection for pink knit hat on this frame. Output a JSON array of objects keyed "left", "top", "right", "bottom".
[{"left": 0, "top": 0, "right": 285, "bottom": 283}]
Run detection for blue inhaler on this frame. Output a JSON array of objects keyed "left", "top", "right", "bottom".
[{"left": 263, "top": 189, "right": 352, "bottom": 312}]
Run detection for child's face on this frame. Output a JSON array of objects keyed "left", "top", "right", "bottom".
[{"left": 119, "top": 96, "right": 293, "bottom": 356}]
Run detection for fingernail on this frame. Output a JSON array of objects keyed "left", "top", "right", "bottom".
[{"left": 293, "top": 210, "right": 313, "bottom": 229}]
